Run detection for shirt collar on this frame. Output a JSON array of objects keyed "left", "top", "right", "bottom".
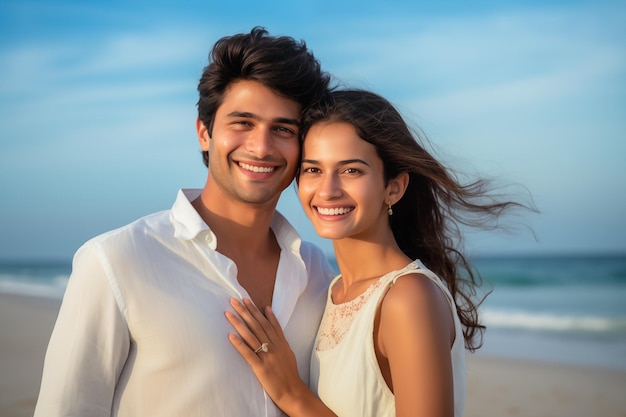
[
  {"left": 171, "top": 188, "right": 308, "bottom": 322},
  {"left": 171, "top": 189, "right": 213, "bottom": 243},
  {"left": 171, "top": 188, "right": 303, "bottom": 257},
  {"left": 270, "top": 210, "right": 302, "bottom": 257}
]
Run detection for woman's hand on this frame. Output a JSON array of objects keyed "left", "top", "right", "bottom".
[{"left": 225, "top": 298, "right": 309, "bottom": 410}]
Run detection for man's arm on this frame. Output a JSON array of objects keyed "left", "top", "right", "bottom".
[{"left": 34, "top": 241, "right": 130, "bottom": 417}]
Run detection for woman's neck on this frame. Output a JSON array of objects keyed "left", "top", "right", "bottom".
[{"left": 332, "top": 237, "right": 412, "bottom": 286}]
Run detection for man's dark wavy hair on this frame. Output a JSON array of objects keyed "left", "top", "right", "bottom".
[{"left": 197, "top": 27, "right": 331, "bottom": 167}]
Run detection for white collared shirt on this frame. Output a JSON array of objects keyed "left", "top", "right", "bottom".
[{"left": 34, "top": 189, "right": 333, "bottom": 417}]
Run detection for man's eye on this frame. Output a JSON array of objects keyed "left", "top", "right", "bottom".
[{"left": 275, "top": 126, "right": 297, "bottom": 135}]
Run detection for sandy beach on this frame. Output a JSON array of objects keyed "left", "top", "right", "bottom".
[
  {"left": 0, "top": 294, "right": 60, "bottom": 417},
  {"left": 465, "top": 356, "right": 626, "bottom": 417},
  {"left": 1, "top": 292, "right": 625, "bottom": 417}
]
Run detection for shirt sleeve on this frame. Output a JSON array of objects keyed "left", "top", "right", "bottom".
[{"left": 34, "top": 240, "right": 130, "bottom": 417}]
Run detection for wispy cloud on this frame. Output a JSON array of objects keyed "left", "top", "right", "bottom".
[
  {"left": 0, "top": 1, "right": 624, "bottom": 257},
  {"left": 314, "top": 5, "right": 625, "bottom": 97}
]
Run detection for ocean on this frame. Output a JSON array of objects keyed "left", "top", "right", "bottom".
[
  {"left": 472, "top": 254, "right": 626, "bottom": 370},
  {"left": 1, "top": 254, "right": 625, "bottom": 370}
]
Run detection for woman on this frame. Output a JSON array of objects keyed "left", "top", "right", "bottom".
[{"left": 225, "top": 90, "right": 526, "bottom": 417}]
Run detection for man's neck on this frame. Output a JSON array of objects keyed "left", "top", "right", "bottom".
[{"left": 191, "top": 188, "right": 279, "bottom": 261}]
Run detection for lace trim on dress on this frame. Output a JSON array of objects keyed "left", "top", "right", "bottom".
[{"left": 316, "top": 261, "right": 419, "bottom": 351}]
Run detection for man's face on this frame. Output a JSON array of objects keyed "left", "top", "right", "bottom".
[{"left": 198, "top": 79, "right": 301, "bottom": 207}]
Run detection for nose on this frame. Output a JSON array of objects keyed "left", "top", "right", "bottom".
[
  {"left": 245, "top": 128, "right": 273, "bottom": 158},
  {"left": 318, "top": 173, "right": 342, "bottom": 199}
]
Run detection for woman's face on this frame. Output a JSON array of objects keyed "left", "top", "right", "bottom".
[{"left": 298, "top": 122, "right": 390, "bottom": 241}]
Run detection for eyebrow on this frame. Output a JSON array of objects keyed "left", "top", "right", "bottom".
[
  {"left": 227, "top": 111, "right": 299, "bottom": 126},
  {"left": 301, "top": 158, "right": 371, "bottom": 167}
]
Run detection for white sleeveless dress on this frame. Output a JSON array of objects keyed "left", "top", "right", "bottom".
[{"left": 310, "top": 260, "right": 466, "bottom": 417}]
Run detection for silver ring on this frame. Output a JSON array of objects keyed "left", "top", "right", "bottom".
[{"left": 254, "top": 342, "right": 269, "bottom": 353}]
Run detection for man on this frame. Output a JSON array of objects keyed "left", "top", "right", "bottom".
[{"left": 34, "top": 27, "right": 334, "bottom": 417}]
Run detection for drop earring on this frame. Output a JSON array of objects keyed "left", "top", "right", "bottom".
[{"left": 387, "top": 201, "right": 393, "bottom": 216}]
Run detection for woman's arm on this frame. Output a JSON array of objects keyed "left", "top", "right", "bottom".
[
  {"left": 378, "top": 274, "right": 455, "bottom": 417},
  {"left": 226, "top": 298, "right": 337, "bottom": 417}
]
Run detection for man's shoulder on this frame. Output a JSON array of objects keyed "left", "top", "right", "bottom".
[{"left": 85, "top": 209, "right": 172, "bottom": 248}]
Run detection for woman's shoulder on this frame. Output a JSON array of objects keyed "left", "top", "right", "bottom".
[
  {"left": 382, "top": 267, "right": 452, "bottom": 325},
  {"left": 386, "top": 271, "right": 446, "bottom": 307}
]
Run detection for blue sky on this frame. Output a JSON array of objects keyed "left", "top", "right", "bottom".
[{"left": 0, "top": 0, "right": 624, "bottom": 260}]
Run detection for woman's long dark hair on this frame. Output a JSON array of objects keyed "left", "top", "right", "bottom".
[{"left": 301, "top": 89, "right": 530, "bottom": 351}]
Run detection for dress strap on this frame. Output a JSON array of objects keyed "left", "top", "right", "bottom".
[{"left": 391, "top": 260, "right": 456, "bottom": 323}]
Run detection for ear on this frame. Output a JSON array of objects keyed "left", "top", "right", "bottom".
[
  {"left": 385, "top": 172, "right": 409, "bottom": 206},
  {"left": 196, "top": 118, "right": 211, "bottom": 151}
]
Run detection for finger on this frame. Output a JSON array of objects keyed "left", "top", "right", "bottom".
[
  {"left": 240, "top": 298, "right": 270, "bottom": 326},
  {"left": 225, "top": 310, "right": 263, "bottom": 350},
  {"left": 230, "top": 298, "right": 272, "bottom": 340},
  {"left": 241, "top": 299, "right": 278, "bottom": 338},
  {"left": 230, "top": 298, "right": 262, "bottom": 322},
  {"left": 229, "top": 298, "right": 264, "bottom": 329},
  {"left": 227, "top": 332, "right": 261, "bottom": 365},
  {"left": 262, "top": 306, "right": 286, "bottom": 341}
]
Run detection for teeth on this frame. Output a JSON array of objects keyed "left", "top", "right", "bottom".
[
  {"left": 239, "top": 163, "right": 274, "bottom": 173},
  {"left": 317, "top": 207, "right": 352, "bottom": 216}
]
